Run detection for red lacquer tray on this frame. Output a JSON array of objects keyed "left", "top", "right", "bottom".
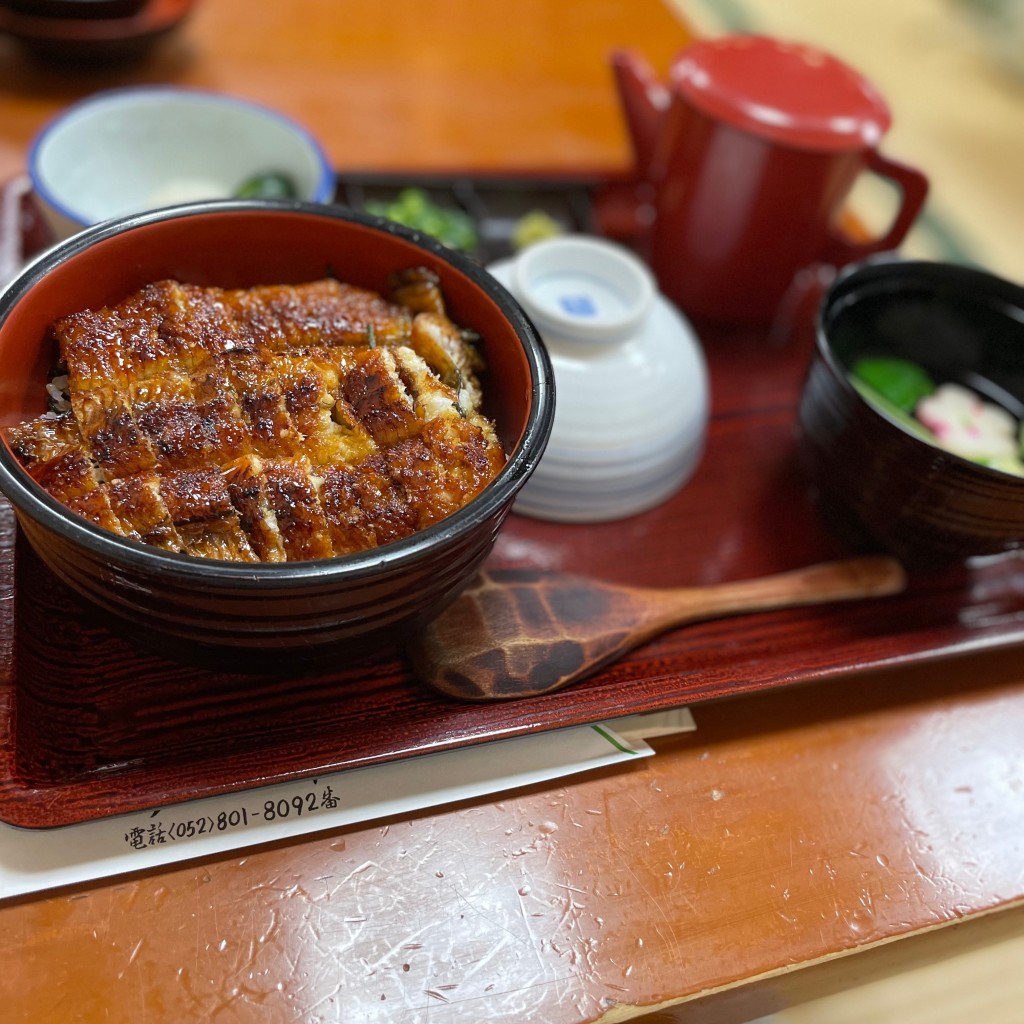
[{"left": 2, "top": 177, "right": 1024, "bottom": 830}]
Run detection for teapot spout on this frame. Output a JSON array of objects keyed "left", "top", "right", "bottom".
[{"left": 610, "top": 49, "right": 670, "bottom": 179}]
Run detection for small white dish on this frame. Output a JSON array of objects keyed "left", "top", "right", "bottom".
[
  {"left": 489, "top": 235, "right": 709, "bottom": 523},
  {"left": 28, "top": 86, "right": 334, "bottom": 240}
]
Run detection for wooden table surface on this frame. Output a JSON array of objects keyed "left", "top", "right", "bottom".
[
  {"left": 0, "top": 0, "right": 687, "bottom": 182},
  {"left": 2, "top": 2, "right": 1024, "bottom": 1022}
]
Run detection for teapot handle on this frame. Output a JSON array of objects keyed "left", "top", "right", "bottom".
[{"left": 819, "top": 151, "right": 929, "bottom": 266}]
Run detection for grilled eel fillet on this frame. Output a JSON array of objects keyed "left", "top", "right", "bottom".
[{"left": 7, "top": 272, "right": 506, "bottom": 562}]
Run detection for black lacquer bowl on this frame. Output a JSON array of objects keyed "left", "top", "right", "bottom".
[
  {"left": 0, "top": 0, "right": 194, "bottom": 64},
  {"left": 797, "top": 258, "right": 1024, "bottom": 567},
  {"left": 0, "top": 200, "right": 554, "bottom": 669}
]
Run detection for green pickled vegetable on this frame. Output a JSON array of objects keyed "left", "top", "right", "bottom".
[
  {"left": 980, "top": 453, "right": 1024, "bottom": 476},
  {"left": 364, "top": 188, "right": 478, "bottom": 251},
  {"left": 235, "top": 172, "right": 299, "bottom": 199},
  {"left": 511, "top": 209, "right": 565, "bottom": 251},
  {"left": 849, "top": 377, "right": 940, "bottom": 443},
  {"left": 850, "top": 357, "right": 935, "bottom": 413}
]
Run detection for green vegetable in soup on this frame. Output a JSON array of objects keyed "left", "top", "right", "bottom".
[
  {"left": 235, "top": 172, "right": 299, "bottom": 199},
  {"left": 850, "top": 357, "right": 1024, "bottom": 477},
  {"left": 978, "top": 453, "right": 1024, "bottom": 477},
  {"left": 365, "top": 188, "right": 478, "bottom": 252},
  {"left": 850, "top": 357, "right": 935, "bottom": 413},
  {"left": 849, "top": 376, "right": 940, "bottom": 443}
]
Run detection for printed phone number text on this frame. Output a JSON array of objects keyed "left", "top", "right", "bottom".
[{"left": 123, "top": 784, "right": 342, "bottom": 850}]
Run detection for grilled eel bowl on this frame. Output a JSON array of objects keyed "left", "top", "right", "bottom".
[{"left": 0, "top": 200, "right": 554, "bottom": 670}]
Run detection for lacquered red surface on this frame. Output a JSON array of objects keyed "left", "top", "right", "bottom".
[
  {"left": 611, "top": 44, "right": 929, "bottom": 324},
  {"left": 673, "top": 35, "right": 892, "bottom": 150},
  {"left": 3, "top": 260, "right": 1024, "bottom": 827}
]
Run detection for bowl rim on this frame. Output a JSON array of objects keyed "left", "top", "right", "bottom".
[
  {"left": 0, "top": 198, "right": 555, "bottom": 587},
  {"left": 813, "top": 255, "right": 1024, "bottom": 473},
  {"left": 27, "top": 85, "right": 336, "bottom": 230}
]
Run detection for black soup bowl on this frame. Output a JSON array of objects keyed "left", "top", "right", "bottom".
[
  {"left": 0, "top": 200, "right": 554, "bottom": 669},
  {"left": 797, "top": 258, "right": 1024, "bottom": 568}
]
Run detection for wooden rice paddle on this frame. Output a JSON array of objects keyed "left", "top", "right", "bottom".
[{"left": 407, "top": 556, "right": 906, "bottom": 701}]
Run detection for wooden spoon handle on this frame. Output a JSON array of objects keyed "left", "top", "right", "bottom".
[
  {"left": 407, "top": 556, "right": 906, "bottom": 701},
  {"left": 653, "top": 555, "right": 907, "bottom": 627}
]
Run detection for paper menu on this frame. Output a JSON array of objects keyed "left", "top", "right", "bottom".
[{"left": 0, "top": 709, "right": 695, "bottom": 902}]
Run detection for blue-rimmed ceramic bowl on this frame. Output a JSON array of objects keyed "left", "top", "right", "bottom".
[{"left": 28, "top": 86, "right": 334, "bottom": 240}]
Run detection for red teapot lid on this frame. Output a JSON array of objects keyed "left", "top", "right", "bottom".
[{"left": 671, "top": 35, "right": 891, "bottom": 152}]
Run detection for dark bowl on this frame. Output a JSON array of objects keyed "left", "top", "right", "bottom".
[
  {"left": 0, "top": 0, "right": 193, "bottom": 64},
  {"left": 0, "top": 200, "right": 554, "bottom": 669},
  {"left": 2, "top": 0, "right": 147, "bottom": 18},
  {"left": 797, "top": 258, "right": 1024, "bottom": 567}
]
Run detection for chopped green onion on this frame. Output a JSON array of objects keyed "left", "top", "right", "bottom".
[{"left": 365, "top": 188, "right": 478, "bottom": 252}]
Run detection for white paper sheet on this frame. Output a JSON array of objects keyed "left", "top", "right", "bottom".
[{"left": 0, "top": 711, "right": 694, "bottom": 902}]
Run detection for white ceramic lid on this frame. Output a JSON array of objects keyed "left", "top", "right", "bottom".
[{"left": 489, "top": 236, "right": 710, "bottom": 523}]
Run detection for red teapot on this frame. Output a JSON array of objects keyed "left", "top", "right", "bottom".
[{"left": 607, "top": 35, "right": 929, "bottom": 326}]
